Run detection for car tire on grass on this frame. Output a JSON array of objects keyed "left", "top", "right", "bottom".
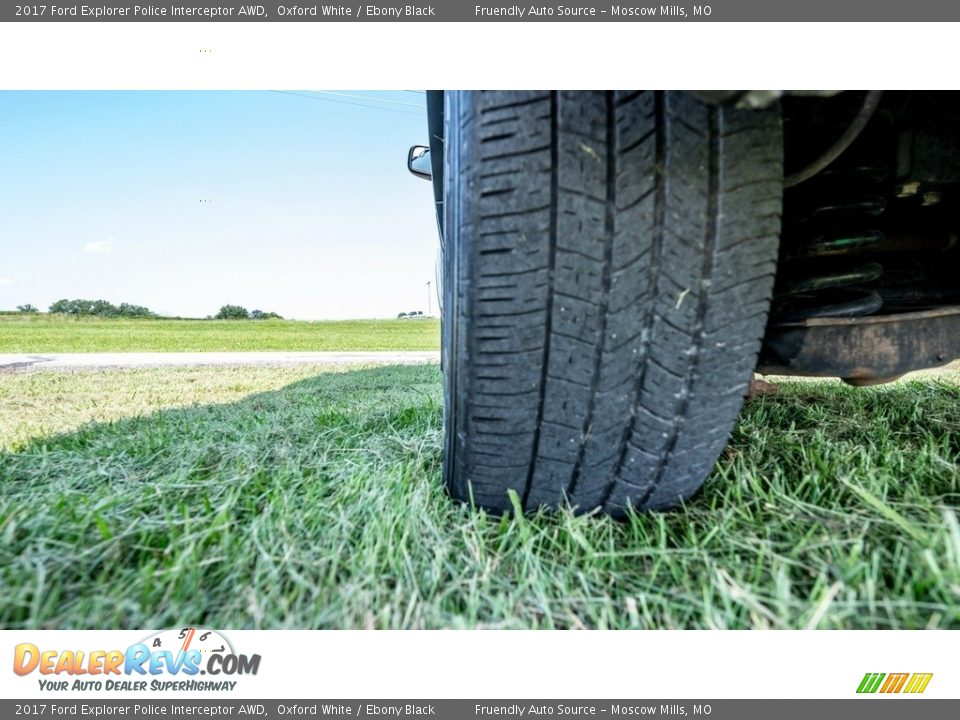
[{"left": 441, "top": 90, "right": 783, "bottom": 515}]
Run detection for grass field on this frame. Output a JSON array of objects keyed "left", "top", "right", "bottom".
[
  {"left": 0, "top": 315, "right": 440, "bottom": 352},
  {"left": 1, "top": 363, "right": 959, "bottom": 629}
]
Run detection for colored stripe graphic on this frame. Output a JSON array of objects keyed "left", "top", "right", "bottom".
[
  {"left": 904, "top": 673, "right": 934, "bottom": 694},
  {"left": 857, "top": 673, "right": 885, "bottom": 693},
  {"left": 881, "top": 673, "right": 909, "bottom": 693},
  {"left": 857, "top": 672, "right": 932, "bottom": 694}
]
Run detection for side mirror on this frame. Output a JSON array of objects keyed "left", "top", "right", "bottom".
[{"left": 407, "top": 145, "right": 432, "bottom": 180}]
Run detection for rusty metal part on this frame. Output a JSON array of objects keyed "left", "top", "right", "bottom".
[
  {"left": 758, "top": 306, "right": 960, "bottom": 384},
  {"left": 747, "top": 376, "right": 781, "bottom": 398},
  {"left": 842, "top": 374, "right": 905, "bottom": 387}
]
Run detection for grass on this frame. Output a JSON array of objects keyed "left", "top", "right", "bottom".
[
  {"left": 1, "top": 363, "right": 959, "bottom": 629},
  {"left": 0, "top": 315, "right": 440, "bottom": 352}
]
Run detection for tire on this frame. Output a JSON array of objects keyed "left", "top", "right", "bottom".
[{"left": 441, "top": 91, "right": 783, "bottom": 516}]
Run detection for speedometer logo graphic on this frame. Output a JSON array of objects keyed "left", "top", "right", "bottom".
[{"left": 142, "top": 627, "right": 234, "bottom": 658}]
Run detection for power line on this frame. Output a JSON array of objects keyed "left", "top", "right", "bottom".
[
  {"left": 270, "top": 90, "right": 425, "bottom": 117},
  {"left": 299, "top": 90, "right": 426, "bottom": 109},
  {"left": 271, "top": 90, "right": 424, "bottom": 115}
]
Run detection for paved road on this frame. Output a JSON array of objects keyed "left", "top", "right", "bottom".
[{"left": 0, "top": 351, "right": 441, "bottom": 372}]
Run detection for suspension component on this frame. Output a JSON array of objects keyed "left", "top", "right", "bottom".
[
  {"left": 773, "top": 161, "right": 891, "bottom": 323},
  {"left": 761, "top": 91, "right": 960, "bottom": 381}
]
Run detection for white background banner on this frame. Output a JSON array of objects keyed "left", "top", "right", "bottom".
[{"left": 0, "top": 630, "right": 953, "bottom": 699}]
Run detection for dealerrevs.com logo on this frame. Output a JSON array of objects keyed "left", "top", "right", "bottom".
[{"left": 13, "top": 628, "right": 261, "bottom": 693}]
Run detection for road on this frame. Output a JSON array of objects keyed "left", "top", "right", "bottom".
[{"left": 0, "top": 351, "right": 441, "bottom": 372}]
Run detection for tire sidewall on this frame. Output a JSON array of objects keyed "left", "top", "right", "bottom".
[{"left": 441, "top": 91, "right": 464, "bottom": 499}]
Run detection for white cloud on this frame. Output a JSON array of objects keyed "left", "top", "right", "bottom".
[
  {"left": 0, "top": 277, "right": 11, "bottom": 286},
  {"left": 84, "top": 239, "right": 113, "bottom": 254}
]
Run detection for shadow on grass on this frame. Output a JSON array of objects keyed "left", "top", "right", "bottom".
[{"left": 1, "top": 366, "right": 958, "bottom": 630}]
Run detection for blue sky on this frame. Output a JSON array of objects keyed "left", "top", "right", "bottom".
[{"left": 0, "top": 91, "right": 439, "bottom": 319}]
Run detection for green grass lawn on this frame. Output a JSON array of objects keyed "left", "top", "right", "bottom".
[
  {"left": 1, "top": 364, "right": 959, "bottom": 629},
  {"left": 0, "top": 315, "right": 440, "bottom": 352}
]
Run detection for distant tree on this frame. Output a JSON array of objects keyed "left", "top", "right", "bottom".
[
  {"left": 16, "top": 304, "right": 38, "bottom": 313},
  {"left": 397, "top": 312, "right": 407, "bottom": 318},
  {"left": 216, "top": 304, "right": 250, "bottom": 320},
  {"left": 117, "top": 302, "right": 155, "bottom": 318},
  {"left": 70, "top": 299, "right": 95, "bottom": 315},
  {"left": 48, "top": 298, "right": 155, "bottom": 317},
  {"left": 90, "top": 299, "right": 117, "bottom": 316},
  {"left": 49, "top": 298, "right": 93, "bottom": 315},
  {"left": 250, "top": 309, "right": 282, "bottom": 320}
]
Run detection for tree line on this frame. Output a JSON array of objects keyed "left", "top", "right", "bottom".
[
  {"left": 13, "top": 300, "right": 282, "bottom": 320},
  {"left": 48, "top": 298, "right": 156, "bottom": 317},
  {"left": 211, "top": 305, "right": 283, "bottom": 320}
]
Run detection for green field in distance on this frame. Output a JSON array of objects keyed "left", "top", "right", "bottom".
[{"left": 0, "top": 315, "right": 440, "bottom": 352}]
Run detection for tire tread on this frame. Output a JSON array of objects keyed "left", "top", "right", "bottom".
[{"left": 444, "top": 90, "right": 783, "bottom": 514}]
